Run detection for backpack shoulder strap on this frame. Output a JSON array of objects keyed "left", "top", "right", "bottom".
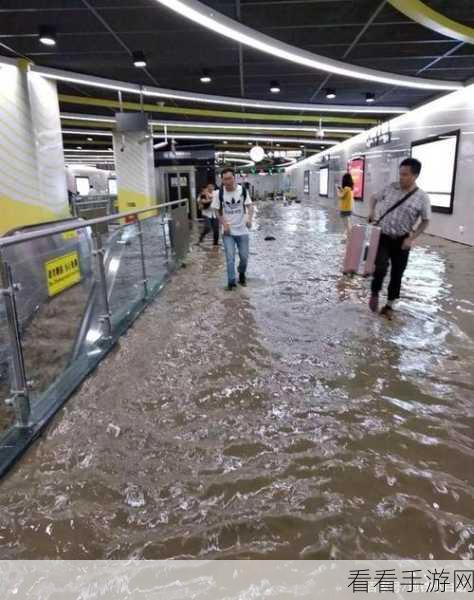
[
  {"left": 241, "top": 185, "right": 247, "bottom": 213},
  {"left": 375, "top": 187, "right": 418, "bottom": 226},
  {"left": 219, "top": 186, "right": 224, "bottom": 215}
]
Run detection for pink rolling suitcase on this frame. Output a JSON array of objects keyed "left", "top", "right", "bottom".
[{"left": 343, "top": 224, "right": 381, "bottom": 276}]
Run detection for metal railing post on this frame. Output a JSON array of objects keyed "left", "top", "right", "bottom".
[
  {"left": 91, "top": 226, "right": 113, "bottom": 340},
  {"left": 161, "top": 215, "right": 170, "bottom": 259},
  {"left": 0, "top": 255, "right": 30, "bottom": 427},
  {"left": 135, "top": 219, "right": 149, "bottom": 298}
]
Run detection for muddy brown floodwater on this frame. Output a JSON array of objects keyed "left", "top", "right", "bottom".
[{"left": 0, "top": 199, "right": 473, "bottom": 559}]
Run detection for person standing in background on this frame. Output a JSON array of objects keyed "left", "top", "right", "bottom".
[
  {"left": 198, "top": 182, "right": 219, "bottom": 246},
  {"left": 336, "top": 173, "right": 354, "bottom": 237}
]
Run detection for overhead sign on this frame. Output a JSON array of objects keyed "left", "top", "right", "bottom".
[
  {"left": 170, "top": 176, "right": 188, "bottom": 187},
  {"left": 366, "top": 123, "right": 391, "bottom": 148},
  {"left": 115, "top": 112, "right": 149, "bottom": 132},
  {"left": 45, "top": 251, "right": 81, "bottom": 297},
  {"left": 158, "top": 149, "right": 214, "bottom": 160}
]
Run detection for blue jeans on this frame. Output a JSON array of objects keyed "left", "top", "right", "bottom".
[{"left": 223, "top": 233, "right": 249, "bottom": 284}]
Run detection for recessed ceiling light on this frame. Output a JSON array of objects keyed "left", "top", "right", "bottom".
[
  {"left": 223, "top": 140, "right": 228, "bottom": 144},
  {"left": 326, "top": 89, "right": 336, "bottom": 100},
  {"left": 276, "top": 143, "right": 280, "bottom": 147},
  {"left": 132, "top": 51, "right": 147, "bottom": 68},
  {"left": 87, "top": 137, "right": 93, "bottom": 141},
  {"left": 200, "top": 69, "right": 212, "bottom": 83},
  {"left": 300, "top": 145, "right": 305, "bottom": 148},
  {"left": 248, "top": 142, "right": 252, "bottom": 145},
  {"left": 76, "top": 146, "right": 82, "bottom": 149},
  {"left": 270, "top": 80, "right": 281, "bottom": 93},
  {"left": 38, "top": 25, "right": 57, "bottom": 47},
  {"left": 366, "top": 92, "right": 375, "bottom": 103}
]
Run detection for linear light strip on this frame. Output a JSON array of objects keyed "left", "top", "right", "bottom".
[
  {"left": 61, "top": 128, "right": 339, "bottom": 145},
  {"left": 285, "top": 82, "right": 474, "bottom": 172},
  {"left": 216, "top": 151, "right": 254, "bottom": 157},
  {"left": 64, "top": 148, "right": 114, "bottom": 153},
  {"left": 60, "top": 114, "right": 364, "bottom": 133},
  {"left": 152, "top": 0, "right": 461, "bottom": 91},
  {"left": 157, "top": 134, "right": 337, "bottom": 145},
  {"left": 217, "top": 157, "right": 255, "bottom": 166},
  {"left": 142, "top": 87, "right": 407, "bottom": 113},
  {"left": 152, "top": 120, "right": 363, "bottom": 134},
  {"left": 62, "top": 129, "right": 113, "bottom": 136},
  {"left": 61, "top": 113, "right": 115, "bottom": 123},
  {"left": 26, "top": 62, "right": 409, "bottom": 114}
]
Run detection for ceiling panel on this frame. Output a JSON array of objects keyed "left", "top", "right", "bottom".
[{"left": 0, "top": 0, "right": 472, "bottom": 119}]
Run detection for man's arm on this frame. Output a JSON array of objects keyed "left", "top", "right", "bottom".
[
  {"left": 402, "top": 219, "right": 429, "bottom": 249},
  {"left": 402, "top": 194, "right": 431, "bottom": 249},
  {"left": 201, "top": 195, "right": 212, "bottom": 207},
  {"left": 367, "top": 192, "right": 380, "bottom": 223}
]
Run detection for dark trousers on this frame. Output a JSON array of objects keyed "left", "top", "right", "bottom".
[
  {"left": 199, "top": 217, "right": 219, "bottom": 245},
  {"left": 371, "top": 233, "right": 410, "bottom": 302}
]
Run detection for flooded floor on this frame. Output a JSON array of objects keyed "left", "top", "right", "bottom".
[{"left": 0, "top": 199, "right": 473, "bottom": 559}]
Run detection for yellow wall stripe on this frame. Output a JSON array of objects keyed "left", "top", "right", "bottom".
[
  {"left": 388, "top": 0, "right": 474, "bottom": 44},
  {"left": 58, "top": 94, "right": 378, "bottom": 125},
  {"left": 0, "top": 193, "right": 69, "bottom": 236}
]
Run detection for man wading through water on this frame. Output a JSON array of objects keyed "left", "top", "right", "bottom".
[
  {"left": 212, "top": 167, "right": 254, "bottom": 290},
  {"left": 368, "top": 157, "right": 431, "bottom": 319}
]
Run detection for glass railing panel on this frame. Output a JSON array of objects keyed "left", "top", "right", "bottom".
[
  {"left": 0, "top": 294, "right": 15, "bottom": 433},
  {"left": 106, "top": 222, "right": 147, "bottom": 325},
  {"left": 140, "top": 215, "right": 169, "bottom": 292},
  {"left": 168, "top": 203, "right": 190, "bottom": 264},
  {"left": 0, "top": 200, "right": 189, "bottom": 437},
  {"left": 0, "top": 228, "right": 98, "bottom": 409}
]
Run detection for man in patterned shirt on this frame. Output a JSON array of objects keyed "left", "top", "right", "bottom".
[{"left": 368, "top": 158, "right": 431, "bottom": 319}]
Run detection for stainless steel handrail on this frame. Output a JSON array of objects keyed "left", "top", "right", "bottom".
[{"left": 0, "top": 199, "right": 188, "bottom": 249}]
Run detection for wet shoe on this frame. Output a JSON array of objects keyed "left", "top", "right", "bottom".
[
  {"left": 239, "top": 273, "right": 247, "bottom": 287},
  {"left": 380, "top": 305, "right": 394, "bottom": 320},
  {"left": 227, "top": 281, "right": 237, "bottom": 291},
  {"left": 369, "top": 295, "right": 379, "bottom": 313}
]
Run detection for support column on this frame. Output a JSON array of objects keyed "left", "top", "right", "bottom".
[
  {"left": 112, "top": 116, "right": 157, "bottom": 220},
  {"left": 0, "top": 60, "right": 69, "bottom": 236}
]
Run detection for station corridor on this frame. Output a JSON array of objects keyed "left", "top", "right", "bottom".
[{"left": 0, "top": 199, "right": 473, "bottom": 560}]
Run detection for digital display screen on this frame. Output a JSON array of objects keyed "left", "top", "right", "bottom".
[
  {"left": 319, "top": 167, "right": 328, "bottom": 197},
  {"left": 75, "top": 176, "right": 90, "bottom": 196},
  {"left": 304, "top": 170, "right": 310, "bottom": 194},
  {"left": 348, "top": 157, "right": 365, "bottom": 200},
  {"left": 411, "top": 131, "right": 459, "bottom": 214},
  {"left": 108, "top": 178, "right": 117, "bottom": 195}
]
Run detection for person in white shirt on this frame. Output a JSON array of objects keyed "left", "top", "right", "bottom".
[
  {"left": 211, "top": 168, "right": 254, "bottom": 290},
  {"left": 198, "top": 182, "right": 219, "bottom": 246}
]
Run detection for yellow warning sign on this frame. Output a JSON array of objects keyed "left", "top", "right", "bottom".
[
  {"left": 45, "top": 251, "right": 81, "bottom": 297},
  {"left": 62, "top": 230, "right": 78, "bottom": 241}
]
